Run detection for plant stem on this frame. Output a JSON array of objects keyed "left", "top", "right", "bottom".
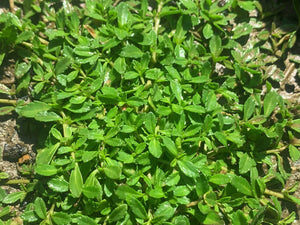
[
  {"left": 152, "top": 0, "right": 164, "bottom": 63},
  {"left": 264, "top": 188, "right": 285, "bottom": 199},
  {"left": 0, "top": 99, "right": 17, "bottom": 105},
  {"left": 265, "top": 145, "right": 287, "bottom": 154},
  {"left": 3, "top": 179, "right": 30, "bottom": 185}
]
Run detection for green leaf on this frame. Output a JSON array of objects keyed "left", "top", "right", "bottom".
[
  {"left": 48, "top": 177, "right": 69, "bottom": 192},
  {"left": 184, "top": 105, "right": 205, "bottom": 114},
  {"left": 0, "top": 106, "right": 15, "bottom": 116},
  {"left": 203, "top": 23, "right": 213, "bottom": 39},
  {"left": 109, "top": 204, "right": 128, "bottom": 222},
  {"left": 117, "top": 2, "right": 131, "bottom": 27},
  {"left": 162, "top": 136, "right": 178, "bottom": 157},
  {"left": 149, "top": 138, "right": 162, "bottom": 158},
  {"left": 51, "top": 212, "right": 71, "bottom": 225},
  {"left": 36, "top": 142, "right": 60, "bottom": 165},
  {"left": 232, "top": 176, "right": 252, "bottom": 196},
  {"left": 179, "top": 0, "right": 197, "bottom": 10},
  {"left": 114, "top": 57, "right": 126, "bottom": 74},
  {"left": 2, "top": 191, "right": 26, "bottom": 204},
  {"left": 55, "top": 57, "right": 71, "bottom": 75},
  {"left": 76, "top": 215, "right": 97, "bottom": 225},
  {"left": 263, "top": 91, "right": 278, "bottom": 117},
  {"left": 34, "top": 197, "right": 47, "bottom": 219},
  {"left": 69, "top": 163, "right": 83, "bottom": 198},
  {"left": 289, "top": 144, "right": 300, "bottom": 161},
  {"left": 209, "top": 35, "right": 222, "bottom": 58},
  {"left": 35, "top": 164, "right": 57, "bottom": 176},
  {"left": 103, "top": 165, "right": 122, "bottom": 180},
  {"left": 239, "top": 153, "right": 256, "bottom": 174},
  {"left": 244, "top": 96, "right": 255, "bottom": 121},
  {"left": 16, "top": 101, "right": 51, "bottom": 118},
  {"left": 82, "top": 186, "right": 102, "bottom": 198},
  {"left": 145, "top": 112, "right": 156, "bottom": 134},
  {"left": 238, "top": 1, "right": 256, "bottom": 11},
  {"left": 231, "top": 210, "right": 248, "bottom": 225},
  {"left": 116, "top": 185, "right": 143, "bottom": 200},
  {"left": 120, "top": 45, "right": 143, "bottom": 58},
  {"left": 153, "top": 202, "right": 176, "bottom": 223},
  {"left": 173, "top": 185, "right": 191, "bottom": 197},
  {"left": 35, "top": 111, "right": 62, "bottom": 122},
  {"left": 177, "top": 159, "right": 199, "bottom": 178},
  {"left": 209, "top": 174, "right": 231, "bottom": 185},
  {"left": 170, "top": 80, "right": 182, "bottom": 104},
  {"left": 203, "top": 211, "right": 223, "bottom": 225},
  {"left": 21, "top": 210, "right": 39, "bottom": 223},
  {"left": 127, "top": 197, "right": 148, "bottom": 220}
]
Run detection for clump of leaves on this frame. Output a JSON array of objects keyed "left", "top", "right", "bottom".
[{"left": 0, "top": 0, "right": 299, "bottom": 224}]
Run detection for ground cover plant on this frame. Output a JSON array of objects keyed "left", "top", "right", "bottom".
[{"left": 0, "top": 0, "right": 300, "bottom": 224}]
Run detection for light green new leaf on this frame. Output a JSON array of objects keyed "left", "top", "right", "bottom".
[
  {"left": 70, "top": 163, "right": 83, "bottom": 198},
  {"left": 232, "top": 176, "right": 252, "bottom": 196},
  {"left": 149, "top": 138, "right": 162, "bottom": 158},
  {"left": 34, "top": 197, "right": 47, "bottom": 219},
  {"left": 263, "top": 91, "right": 278, "bottom": 117},
  {"left": 128, "top": 197, "right": 148, "bottom": 220},
  {"left": 145, "top": 112, "right": 156, "bottom": 134},
  {"left": 120, "top": 45, "right": 143, "bottom": 58}
]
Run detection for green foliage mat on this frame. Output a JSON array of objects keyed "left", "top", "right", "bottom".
[{"left": 0, "top": 0, "right": 300, "bottom": 224}]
